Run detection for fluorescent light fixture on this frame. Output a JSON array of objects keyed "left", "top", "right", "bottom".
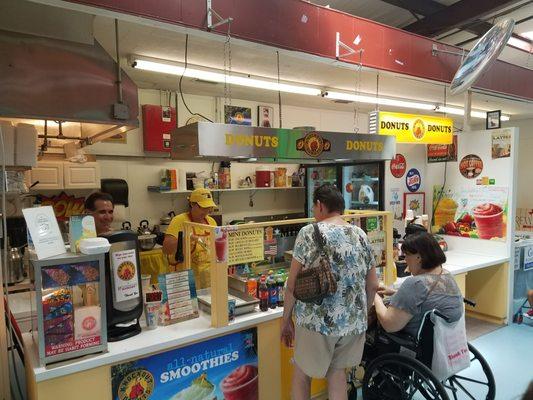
[
  {"left": 133, "top": 59, "right": 321, "bottom": 96},
  {"left": 436, "top": 106, "right": 510, "bottom": 121},
  {"left": 325, "top": 91, "right": 435, "bottom": 110},
  {"left": 133, "top": 57, "right": 511, "bottom": 122}
]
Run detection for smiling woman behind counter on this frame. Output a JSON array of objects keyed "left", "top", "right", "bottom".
[{"left": 162, "top": 188, "right": 218, "bottom": 290}]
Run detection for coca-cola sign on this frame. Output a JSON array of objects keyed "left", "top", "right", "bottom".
[{"left": 390, "top": 153, "right": 407, "bottom": 178}]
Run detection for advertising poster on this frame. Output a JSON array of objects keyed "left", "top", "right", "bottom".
[
  {"left": 432, "top": 185, "right": 508, "bottom": 240},
  {"left": 389, "top": 154, "right": 406, "bottom": 178},
  {"left": 111, "top": 249, "right": 140, "bottom": 302},
  {"left": 459, "top": 155, "right": 483, "bottom": 179},
  {"left": 491, "top": 129, "right": 511, "bottom": 159},
  {"left": 405, "top": 168, "right": 421, "bottom": 192},
  {"left": 515, "top": 208, "right": 533, "bottom": 231},
  {"left": 111, "top": 328, "right": 258, "bottom": 400},
  {"left": 427, "top": 135, "right": 458, "bottom": 163},
  {"left": 225, "top": 105, "right": 252, "bottom": 126},
  {"left": 227, "top": 227, "right": 264, "bottom": 266},
  {"left": 388, "top": 188, "right": 402, "bottom": 222}
]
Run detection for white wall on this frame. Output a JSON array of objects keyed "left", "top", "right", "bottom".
[{"left": 84, "top": 89, "right": 378, "bottom": 228}]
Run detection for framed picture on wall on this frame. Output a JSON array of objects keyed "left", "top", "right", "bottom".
[
  {"left": 486, "top": 110, "right": 501, "bottom": 130},
  {"left": 224, "top": 105, "right": 252, "bottom": 125},
  {"left": 403, "top": 192, "right": 425, "bottom": 217},
  {"left": 258, "top": 106, "right": 273, "bottom": 127}
]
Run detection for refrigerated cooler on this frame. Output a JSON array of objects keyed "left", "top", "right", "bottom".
[{"left": 305, "top": 162, "right": 384, "bottom": 216}]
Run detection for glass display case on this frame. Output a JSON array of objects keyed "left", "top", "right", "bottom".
[
  {"left": 304, "top": 162, "right": 384, "bottom": 216},
  {"left": 32, "top": 252, "right": 107, "bottom": 365}
]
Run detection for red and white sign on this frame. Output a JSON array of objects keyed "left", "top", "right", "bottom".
[{"left": 390, "top": 154, "right": 407, "bottom": 178}]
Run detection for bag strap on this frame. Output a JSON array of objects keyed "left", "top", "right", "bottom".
[{"left": 313, "top": 223, "right": 327, "bottom": 255}]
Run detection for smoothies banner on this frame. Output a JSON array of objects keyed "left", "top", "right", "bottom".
[
  {"left": 227, "top": 227, "right": 264, "bottom": 266},
  {"left": 432, "top": 185, "right": 508, "bottom": 240},
  {"left": 111, "top": 328, "right": 258, "bottom": 400}
]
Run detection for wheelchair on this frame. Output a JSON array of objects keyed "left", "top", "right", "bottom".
[{"left": 348, "top": 305, "right": 496, "bottom": 400}]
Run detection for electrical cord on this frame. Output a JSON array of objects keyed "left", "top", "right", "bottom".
[
  {"left": 277, "top": 51, "right": 282, "bottom": 129},
  {"left": 431, "top": 161, "right": 448, "bottom": 229},
  {"left": 0, "top": 126, "right": 24, "bottom": 400},
  {"left": 179, "top": 34, "right": 213, "bottom": 123}
]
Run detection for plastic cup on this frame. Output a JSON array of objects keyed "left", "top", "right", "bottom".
[
  {"left": 215, "top": 237, "right": 227, "bottom": 262},
  {"left": 228, "top": 299, "right": 236, "bottom": 321},
  {"left": 141, "top": 274, "right": 151, "bottom": 294},
  {"left": 144, "top": 301, "right": 161, "bottom": 330},
  {"left": 473, "top": 209, "right": 504, "bottom": 239},
  {"left": 220, "top": 365, "right": 258, "bottom": 400}
]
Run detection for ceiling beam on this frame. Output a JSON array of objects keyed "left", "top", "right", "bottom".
[
  {"left": 379, "top": 0, "right": 445, "bottom": 16},
  {"left": 402, "top": 0, "right": 520, "bottom": 37}
]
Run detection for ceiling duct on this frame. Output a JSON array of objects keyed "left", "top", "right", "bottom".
[{"left": 0, "top": 29, "right": 138, "bottom": 145}]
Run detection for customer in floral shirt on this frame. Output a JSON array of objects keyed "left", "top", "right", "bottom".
[{"left": 281, "top": 183, "right": 379, "bottom": 400}]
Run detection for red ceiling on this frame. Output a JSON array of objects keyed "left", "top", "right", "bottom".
[{"left": 65, "top": 0, "right": 533, "bottom": 101}]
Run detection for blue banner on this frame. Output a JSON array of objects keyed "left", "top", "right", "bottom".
[{"left": 111, "top": 328, "right": 258, "bottom": 400}]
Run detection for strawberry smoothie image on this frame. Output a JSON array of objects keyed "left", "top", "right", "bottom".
[
  {"left": 220, "top": 364, "right": 258, "bottom": 400},
  {"left": 473, "top": 203, "right": 504, "bottom": 239}
]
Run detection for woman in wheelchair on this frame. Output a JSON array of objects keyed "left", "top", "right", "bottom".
[
  {"left": 373, "top": 232, "right": 463, "bottom": 336},
  {"left": 356, "top": 232, "right": 496, "bottom": 400}
]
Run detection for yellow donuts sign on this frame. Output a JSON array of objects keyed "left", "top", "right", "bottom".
[{"left": 371, "top": 111, "right": 453, "bottom": 144}]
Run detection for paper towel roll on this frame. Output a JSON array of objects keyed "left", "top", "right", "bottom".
[{"left": 178, "top": 169, "right": 187, "bottom": 191}]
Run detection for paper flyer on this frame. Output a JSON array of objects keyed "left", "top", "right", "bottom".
[
  {"left": 111, "top": 249, "right": 140, "bottom": 302},
  {"left": 22, "top": 206, "right": 66, "bottom": 259}
]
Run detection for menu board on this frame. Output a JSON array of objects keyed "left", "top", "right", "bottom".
[
  {"left": 227, "top": 227, "right": 264, "bottom": 266},
  {"left": 432, "top": 185, "right": 508, "bottom": 240},
  {"left": 158, "top": 271, "right": 199, "bottom": 325},
  {"left": 111, "top": 328, "right": 258, "bottom": 400}
]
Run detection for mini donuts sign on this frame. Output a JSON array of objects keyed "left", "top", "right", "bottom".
[{"left": 390, "top": 154, "right": 407, "bottom": 178}]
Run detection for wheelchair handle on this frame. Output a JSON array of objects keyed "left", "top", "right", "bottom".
[
  {"left": 463, "top": 298, "right": 476, "bottom": 307},
  {"left": 433, "top": 310, "right": 451, "bottom": 323}
]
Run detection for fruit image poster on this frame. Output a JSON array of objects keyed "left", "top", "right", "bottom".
[
  {"left": 432, "top": 185, "right": 508, "bottom": 240},
  {"left": 111, "top": 328, "right": 258, "bottom": 400}
]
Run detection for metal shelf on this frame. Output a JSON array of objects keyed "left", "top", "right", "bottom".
[
  {"left": 352, "top": 201, "right": 379, "bottom": 205},
  {"left": 148, "top": 186, "right": 305, "bottom": 194}
]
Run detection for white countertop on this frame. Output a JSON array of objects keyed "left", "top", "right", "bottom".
[
  {"left": 442, "top": 250, "right": 509, "bottom": 275},
  {"left": 24, "top": 307, "right": 283, "bottom": 383}
]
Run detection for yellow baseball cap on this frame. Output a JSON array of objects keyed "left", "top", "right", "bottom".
[{"left": 188, "top": 188, "right": 217, "bottom": 209}]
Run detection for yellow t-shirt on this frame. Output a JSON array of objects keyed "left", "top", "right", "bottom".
[{"left": 165, "top": 212, "right": 217, "bottom": 289}]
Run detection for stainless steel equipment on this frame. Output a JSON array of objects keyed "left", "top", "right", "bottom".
[{"left": 7, "top": 245, "right": 24, "bottom": 284}]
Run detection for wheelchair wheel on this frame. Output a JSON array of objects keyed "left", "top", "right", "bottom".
[
  {"left": 362, "top": 353, "right": 450, "bottom": 400},
  {"left": 445, "top": 343, "right": 496, "bottom": 400}
]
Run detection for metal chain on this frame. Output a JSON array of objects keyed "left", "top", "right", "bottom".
[
  {"left": 223, "top": 22, "right": 232, "bottom": 109},
  {"left": 353, "top": 51, "right": 362, "bottom": 133}
]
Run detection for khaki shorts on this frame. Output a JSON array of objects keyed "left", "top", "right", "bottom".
[{"left": 294, "top": 325, "right": 366, "bottom": 379}]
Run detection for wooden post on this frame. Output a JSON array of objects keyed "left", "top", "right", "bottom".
[{"left": 209, "top": 227, "right": 228, "bottom": 328}]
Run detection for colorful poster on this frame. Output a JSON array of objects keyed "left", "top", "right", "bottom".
[
  {"left": 41, "top": 192, "right": 85, "bottom": 221},
  {"left": 491, "top": 129, "right": 511, "bottom": 159},
  {"left": 427, "top": 135, "right": 458, "bottom": 163},
  {"left": 405, "top": 168, "right": 421, "bottom": 192},
  {"left": 432, "top": 185, "right": 508, "bottom": 240},
  {"left": 111, "top": 329, "right": 258, "bottom": 400},
  {"left": 227, "top": 227, "right": 264, "bottom": 266},
  {"left": 515, "top": 208, "right": 533, "bottom": 231},
  {"left": 389, "top": 188, "right": 402, "bottom": 221},
  {"left": 225, "top": 105, "right": 252, "bottom": 126}
]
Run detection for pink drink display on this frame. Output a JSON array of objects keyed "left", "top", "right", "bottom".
[
  {"left": 473, "top": 203, "right": 504, "bottom": 239},
  {"left": 215, "top": 232, "right": 227, "bottom": 262},
  {"left": 220, "top": 364, "right": 258, "bottom": 400}
]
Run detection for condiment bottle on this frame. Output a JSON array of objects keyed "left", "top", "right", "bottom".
[{"left": 259, "top": 276, "right": 269, "bottom": 312}]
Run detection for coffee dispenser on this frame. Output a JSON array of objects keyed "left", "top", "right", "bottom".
[{"left": 102, "top": 230, "right": 143, "bottom": 341}]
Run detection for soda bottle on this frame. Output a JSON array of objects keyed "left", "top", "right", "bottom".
[
  {"left": 247, "top": 276, "right": 258, "bottom": 298},
  {"left": 258, "top": 275, "right": 269, "bottom": 312},
  {"left": 276, "top": 274, "right": 285, "bottom": 307},
  {"left": 268, "top": 275, "right": 278, "bottom": 309}
]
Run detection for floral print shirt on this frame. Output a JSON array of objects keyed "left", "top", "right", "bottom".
[{"left": 292, "top": 222, "right": 375, "bottom": 336}]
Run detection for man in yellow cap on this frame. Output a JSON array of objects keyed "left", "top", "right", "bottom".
[{"left": 162, "top": 188, "right": 218, "bottom": 289}]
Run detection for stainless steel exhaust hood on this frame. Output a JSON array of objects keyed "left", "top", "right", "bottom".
[
  {"left": 0, "top": 29, "right": 138, "bottom": 145},
  {"left": 171, "top": 123, "right": 396, "bottom": 163}
]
